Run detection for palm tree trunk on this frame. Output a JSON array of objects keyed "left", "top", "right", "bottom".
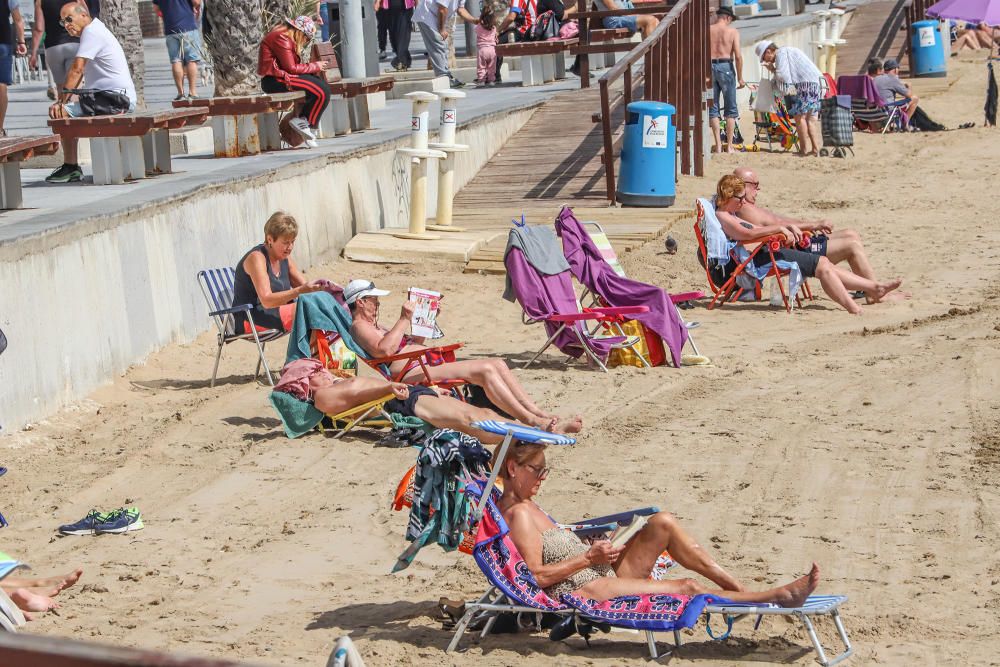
[
  {"left": 205, "top": 0, "right": 263, "bottom": 95},
  {"left": 97, "top": 0, "right": 146, "bottom": 106}
]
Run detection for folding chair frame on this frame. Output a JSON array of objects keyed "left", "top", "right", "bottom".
[
  {"left": 317, "top": 396, "right": 395, "bottom": 439},
  {"left": 521, "top": 309, "right": 648, "bottom": 372},
  {"left": 693, "top": 208, "right": 814, "bottom": 314},
  {"left": 197, "top": 269, "right": 287, "bottom": 388}
]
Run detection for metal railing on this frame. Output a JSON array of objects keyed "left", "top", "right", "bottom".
[{"left": 588, "top": 0, "right": 710, "bottom": 202}]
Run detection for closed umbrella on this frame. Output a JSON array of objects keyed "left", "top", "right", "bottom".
[{"left": 987, "top": 61, "right": 998, "bottom": 125}]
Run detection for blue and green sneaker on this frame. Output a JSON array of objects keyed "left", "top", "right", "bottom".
[
  {"left": 58, "top": 510, "right": 111, "bottom": 536},
  {"left": 95, "top": 507, "right": 144, "bottom": 534}
]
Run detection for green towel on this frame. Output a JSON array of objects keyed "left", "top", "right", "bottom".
[
  {"left": 286, "top": 292, "right": 369, "bottom": 363},
  {"left": 269, "top": 391, "right": 324, "bottom": 439}
]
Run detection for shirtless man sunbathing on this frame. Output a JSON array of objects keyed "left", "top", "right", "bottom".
[
  {"left": 302, "top": 367, "right": 565, "bottom": 444},
  {"left": 733, "top": 167, "right": 907, "bottom": 304}
]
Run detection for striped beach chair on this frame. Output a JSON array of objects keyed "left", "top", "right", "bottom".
[{"left": 197, "top": 267, "right": 288, "bottom": 387}]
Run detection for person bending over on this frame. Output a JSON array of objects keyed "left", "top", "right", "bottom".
[
  {"left": 232, "top": 211, "right": 326, "bottom": 335},
  {"left": 345, "top": 279, "right": 582, "bottom": 434},
  {"left": 732, "top": 167, "right": 892, "bottom": 300},
  {"left": 714, "top": 175, "right": 902, "bottom": 314},
  {"left": 499, "top": 442, "right": 821, "bottom": 605}
]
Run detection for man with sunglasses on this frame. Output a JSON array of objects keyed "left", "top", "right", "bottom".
[
  {"left": 733, "top": 167, "right": 884, "bottom": 289},
  {"left": 46, "top": 2, "right": 136, "bottom": 183}
]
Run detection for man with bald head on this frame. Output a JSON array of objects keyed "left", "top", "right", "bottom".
[
  {"left": 732, "top": 166, "right": 879, "bottom": 284},
  {"left": 46, "top": 1, "right": 136, "bottom": 183}
]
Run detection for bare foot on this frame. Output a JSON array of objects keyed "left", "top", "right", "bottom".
[
  {"left": 869, "top": 279, "right": 903, "bottom": 303},
  {"left": 776, "top": 562, "right": 820, "bottom": 608},
  {"left": 9, "top": 588, "right": 61, "bottom": 613},
  {"left": 867, "top": 290, "right": 910, "bottom": 304},
  {"left": 5, "top": 568, "right": 83, "bottom": 591},
  {"left": 553, "top": 415, "right": 583, "bottom": 434},
  {"left": 725, "top": 146, "right": 737, "bottom": 154}
]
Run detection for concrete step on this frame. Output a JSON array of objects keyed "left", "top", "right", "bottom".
[{"left": 386, "top": 64, "right": 512, "bottom": 97}]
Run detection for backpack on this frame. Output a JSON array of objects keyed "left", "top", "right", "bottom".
[{"left": 528, "top": 10, "right": 559, "bottom": 41}]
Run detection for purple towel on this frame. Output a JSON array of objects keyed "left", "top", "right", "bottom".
[
  {"left": 836, "top": 75, "right": 887, "bottom": 107},
  {"left": 555, "top": 207, "right": 688, "bottom": 368},
  {"left": 504, "top": 246, "right": 619, "bottom": 362}
]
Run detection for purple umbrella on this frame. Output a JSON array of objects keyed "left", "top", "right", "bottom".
[{"left": 927, "top": 0, "right": 1000, "bottom": 26}]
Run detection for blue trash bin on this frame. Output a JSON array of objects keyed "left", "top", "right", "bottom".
[
  {"left": 617, "top": 101, "right": 676, "bottom": 207},
  {"left": 911, "top": 19, "right": 946, "bottom": 77}
]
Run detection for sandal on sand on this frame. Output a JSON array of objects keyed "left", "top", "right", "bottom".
[{"left": 958, "top": 122, "right": 975, "bottom": 129}]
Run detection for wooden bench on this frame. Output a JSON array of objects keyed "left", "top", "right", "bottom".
[
  {"left": 48, "top": 108, "right": 208, "bottom": 185},
  {"left": 0, "top": 135, "right": 60, "bottom": 208},
  {"left": 173, "top": 92, "right": 304, "bottom": 157},
  {"left": 496, "top": 39, "right": 577, "bottom": 86},
  {"left": 588, "top": 27, "right": 636, "bottom": 68},
  {"left": 310, "top": 43, "right": 395, "bottom": 137}
]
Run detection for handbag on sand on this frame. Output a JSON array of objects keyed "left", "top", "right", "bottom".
[{"left": 752, "top": 78, "right": 778, "bottom": 113}]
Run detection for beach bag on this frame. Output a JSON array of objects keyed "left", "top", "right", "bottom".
[
  {"left": 752, "top": 78, "right": 778, "bottom": 113},
  {"left": 607, "top": 320, "right": 666, "bottom": 368},
  {"left": 558, "top": 20, "right": 579, "bottom": 38},
  {"left": 528, "top": 10, "right": 559, "bottom": 41},
  {"left": 312, "top": 330, "right": 358, "bottom": 375},
  {"left": 65, "top": 88, "right": 131, "bottom": 116}
]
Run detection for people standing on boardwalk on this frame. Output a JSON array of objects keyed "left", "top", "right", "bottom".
[
  {"left": 474, "top": 7, "right": 498, "bottom": 86},
  {"left": 0, "top": 0, "right": 26, "bottom": 136},
  {"left": 708, "top": 6, "right": 744, "bottom": 154},
  {"left": 413, "top": 0, "right": 476, "bottom": 88},
  {"left": 153, "top": 0, "right": 203, "bottom": 101},
  {"left": 30, "top": 0, "right": 97, "bottom": 102},
  {"left": 258, "top": 16, "right": 331, "bottom": 149},
  {"left": 756, "top": 40, "right": 823, "bottom": 157},
  {"left": 382, "top": 0, "right": 414, "bottom": 71},
  {"left": 46, "top": 3, "right": 137, "bottom": 183}
]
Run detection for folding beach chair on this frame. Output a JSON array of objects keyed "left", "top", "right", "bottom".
[
  {"left": 836, "top": 75, "right": 906, "bottom": 134},
  {"left": 557, "top": 211, "right": 705, "bottom": 362},
  {"left": 445, "top": 420, "right": 854, "bottom": 665},
  {"left": 197, "top": 268, "right": 288, "bottom": 388},
  {"left": 693, "top": 199, "right": 814, "bottom": 313},
  {"left": 749, "top": 84, "right": 799, "bottom": 152},
  {"left": 504, "top": 232, "right": 650, "bottom": 372}
]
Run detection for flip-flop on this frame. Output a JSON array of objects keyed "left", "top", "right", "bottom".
[
  {"left": 958, "top": 122, "right": 975, "bottom": 129},
  {"left": 851, "top": 291, "right": 866, "bottom": 300},
  {"left": 0, "top": 589, "right": 26, "bottom": 627}
]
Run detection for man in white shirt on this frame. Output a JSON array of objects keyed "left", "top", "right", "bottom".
[
  {"left": 46, "top": 2, "right": 137, "bottom": 183},
  {"left": 413, "top": 0, "right": 475, "bottom": 88}
]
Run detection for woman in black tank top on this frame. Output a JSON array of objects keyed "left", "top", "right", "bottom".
[{"left": 232, "top": 212, "right": 325, "bottom": 333}]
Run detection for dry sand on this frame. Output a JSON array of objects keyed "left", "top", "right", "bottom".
[{"left": 3, "top": 57, "right": 999, "bottom": 666}]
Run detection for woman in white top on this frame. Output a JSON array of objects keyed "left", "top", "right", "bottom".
[{"left": 755, "top": 40, "right": 823, "bottom": 157}]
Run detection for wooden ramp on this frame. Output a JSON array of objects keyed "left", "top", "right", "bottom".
[
  {"left": 452, "top": 86, "right": 691, "bottom": 274},
  {"left": 837, "top": 0, "right": 910, "bottom": 76}
]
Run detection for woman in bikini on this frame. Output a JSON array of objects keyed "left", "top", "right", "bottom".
[{"left": 345, "top": 279, "right": 582, "bottom": 435}]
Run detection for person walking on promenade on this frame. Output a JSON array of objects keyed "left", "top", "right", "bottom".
[
  {"left": 756, "top": 40, "right": 823, "bottom": 157},
  {"left": 46, "top": 3, "right": 136, "bottom": 183},
  {"left": 383, "top": 0, "right": 414, "bottom": 71},
  {"left": 413, "top": 0, "right": 476, "bottom": 88},
  {"left": 153, "top": 0, "right": 203, "bottom": 100},
  {"left": 0, "top": 0, "right": 27, "bottom": 136},
  {"left": 709, "top": 6, "right": 744, "bottom": 153},
  {"left": 258, "top": 16, "right": 331, "bottom": 149}
]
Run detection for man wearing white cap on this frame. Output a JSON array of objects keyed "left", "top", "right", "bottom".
[
  {"left": 344, "top": 278, "right": 583, "bottom": 434},
  {"left": 755, "top": 40, "right": 823, "bottom": 157}
]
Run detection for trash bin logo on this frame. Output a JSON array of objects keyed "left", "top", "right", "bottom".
[
  {"left": 642, "top": 115, "right": 669, "bottom": 148},
  {"left": 918, "top": 25, "right": 935, "bottom": 47}
]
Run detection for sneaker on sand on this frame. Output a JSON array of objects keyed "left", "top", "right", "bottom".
[
  {"left": 288, "top": 117, "right": 317, "bottom": 143},
  {"left": 58, "top": 510, "right": 110, "bottom": 536},
  {"left": 95, "top": 507, "right": 144, "bottom": 534},
  {"left": 45, "top": 163, "right": 83, "bottom": 183}
]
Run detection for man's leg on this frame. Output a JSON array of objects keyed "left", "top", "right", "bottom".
[
  {"left": 906, "top": 96, "right": 919, "bottom": 122},
  {"left": 709, "top": 68, "right": 723, "bottom": 153},
  {"left": 171, "top": 62, "right": 184, "bottom": 96},
  {"left": 63, "top": 136, "right": 78, "bottom": 165},
  {"left": 417, "top": 22, "right": 450, "bottom": 78},
  {"left": 824, "top": 229, "right": 876, "bottom": 280},
  {"left": 185, "top": 61, "right": 199, "bottom": 96},
  {"left": 0, "top": 83, "right": 7, "bottom": 131},
  {"left": 411, "top": 393, "right": 506, "bottom": 444},
  {"left": 637, "top": 15, "right": 659, "bottom": 39}
]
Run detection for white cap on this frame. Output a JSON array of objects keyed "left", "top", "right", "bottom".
[
  {"left": 754, "top": 40, "right": 774, "bottom": 61},
  {"left": 343, "top": 279, "right": 390, "bottom": 305}
]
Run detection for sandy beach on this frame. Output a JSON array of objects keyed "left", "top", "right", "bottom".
[{"left": 2, "top": 56, "right": 999, "bottom": 665}]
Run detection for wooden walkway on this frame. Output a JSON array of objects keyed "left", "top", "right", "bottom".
[
  {"left": 838, "top": 0, "right": 911, "bottom": 76},
  {"left": 452, "top": 86, "right": 692, "bottom": 274}
]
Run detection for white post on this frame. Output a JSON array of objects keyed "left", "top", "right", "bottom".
[
  {"left": 427, "top": 89, "right": 469, "bottom": 232},
  {"left": 340, "top": 0, "right": 367, "bottom": 79},
  {"left": 393, "top": 92, "right": 446, "bottom": 240}
]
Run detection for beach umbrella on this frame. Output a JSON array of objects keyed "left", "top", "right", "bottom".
[
  {"left": 987, "top": 62, "right": 998, "bottom": 125},
  {"left": 926, "top": 0, "right": 1000, "bottom": 25}
]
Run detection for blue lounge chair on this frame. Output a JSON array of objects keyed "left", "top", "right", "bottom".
[{"left": 197, "top": 268, "right": 287, "bottom": 387}]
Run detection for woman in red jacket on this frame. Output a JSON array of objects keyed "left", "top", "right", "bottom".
[{"left": 258, "top": 16, "right": 331, "bottom": 148}]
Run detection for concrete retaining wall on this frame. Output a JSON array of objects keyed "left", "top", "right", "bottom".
[{"left": 0, "top": 103, "right": 539, "bottom": 432}]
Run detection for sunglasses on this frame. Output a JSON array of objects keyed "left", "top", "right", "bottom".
[
  {"left": 523, "top": 462, "right": 550, "bottom": 479},
  {"left": 743, "top": 180, "right": 760, "bottom": 188},
  {"left": 60, "top": 14, "right": 75, "bottom": 25}
]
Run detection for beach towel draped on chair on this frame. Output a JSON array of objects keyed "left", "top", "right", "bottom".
[{"left": 555, "top": 207, "right": 689, "bottom": 368}]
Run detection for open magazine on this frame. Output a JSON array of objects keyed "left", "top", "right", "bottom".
[{"left": 408, "top": 287, "right": 444, "bottom": 339}]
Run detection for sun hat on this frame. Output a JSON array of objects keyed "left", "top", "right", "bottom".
[
  {"left": 716, "top": 6, "right": 737, "bottom": 19},
  {"left": 343, "top": 279, "right": 390, "bottom": 305},
  {"left": 286, "top": 15, "right": 317, "bottom": 40},
  {"left": 883, "top": 58, "right": 899, "bottom": 71},
  {"left": 754, "top": 40, "right": 774, "bottom": 61}
]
